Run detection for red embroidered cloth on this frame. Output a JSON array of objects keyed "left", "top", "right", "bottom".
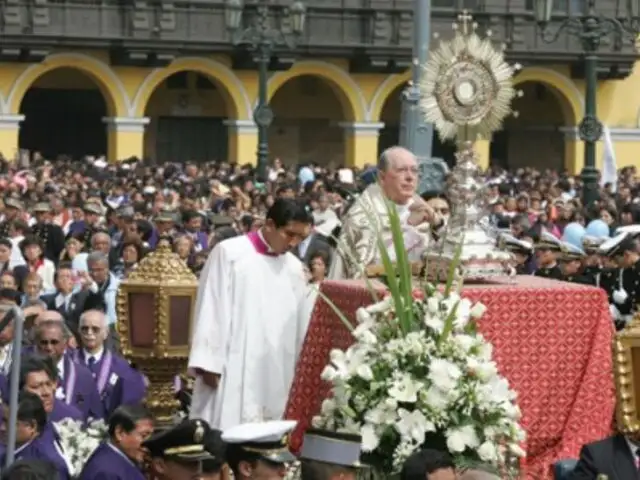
[{"left": 285, "top": 276, "right": 615, "bottom": 478}]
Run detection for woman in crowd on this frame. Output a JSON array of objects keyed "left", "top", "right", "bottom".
[{"left": 20, "top": 237, "right": 55, "bottom": 293}]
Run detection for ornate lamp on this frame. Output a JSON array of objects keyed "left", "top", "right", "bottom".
[
  {"left": 117, "top": 244, "right": 198, "bottom": 425},
  {"left": 225, "top": 0, "right": 243, "bottom": 31},
  {"left": 613, "top": 316, "right": 640, "bottom": 434},
  {"left": 533, "top": 0, "right": 553, "bottom": 26},
  {"left": 290, "top": 1, "right": 306, "bottom": 34}
]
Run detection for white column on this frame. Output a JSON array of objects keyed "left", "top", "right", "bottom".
[{"left": 102, "top": 117, "right": 150, "bottom": 161}]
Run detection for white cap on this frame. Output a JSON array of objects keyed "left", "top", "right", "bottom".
[
  {"left": 499, "top": 233, "right": 533, "bottom": 252},
  {"left": 598, "top": 232, "right": 629, "bottom": 256},
  {"left": 616, "top": 224, "right": 640, "bottom": 237},
  {"left": 222, "top": 420, "right": 297, "bottom": 463},
  {"left": 562, "top": 242, "right": 586, "bottom": 256}
]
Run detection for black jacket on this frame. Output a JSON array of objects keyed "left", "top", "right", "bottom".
[{"left": 568, "top": 434, "right": 638, "bottom": 480}]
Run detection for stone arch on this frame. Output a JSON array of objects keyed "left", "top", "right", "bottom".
[
  {"left": 513, "top": 67, "right": 582, "bottom": 126},
  {"left": 6, "top": 53, "right": 128, "bottom": 116},
  {"left": 368, "top": 71, "right": 411, "bottom": 122},
  {"left": 267, "top": 61, "right": 366, "bottom": 122},
  {"left": 132, "top": 57, "right": 252, "bottom": 119}
]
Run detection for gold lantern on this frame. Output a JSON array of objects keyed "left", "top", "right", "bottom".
[
  {"left": 117, "top": 244, "right": 198, "bottom": 425},
  {"left": 613, "top": 315, "right": 640, "bottom": 434}
]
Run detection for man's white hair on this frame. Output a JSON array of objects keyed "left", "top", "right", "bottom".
[{"left": 79, "top": 309, "right": 108, "bottom": 330}]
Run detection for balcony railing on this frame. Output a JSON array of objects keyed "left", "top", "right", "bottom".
[{"left": 0, "top": 0, "right": 633, "bottom": 57}]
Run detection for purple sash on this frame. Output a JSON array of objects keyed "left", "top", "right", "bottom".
[
  {"left": 96, "top": 350, "right": 113, "bottom": 394},
  {"left": 247, "top": 231, "right": 277, "bottom": 257},
  {"left": 64, "top": 361, "right": 76, "bottom": 405}
]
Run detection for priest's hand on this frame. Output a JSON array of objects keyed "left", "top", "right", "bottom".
[
  {"left": 408, "top": 199, "right": 441, "bottom": 226},
  {"left": 195, "top": 368, "right": 220, "bottom": 389}
]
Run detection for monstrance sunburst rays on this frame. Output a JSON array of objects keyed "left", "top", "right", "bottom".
[{"left": 419, "top": 11, "right": 521, "bottom": 143}]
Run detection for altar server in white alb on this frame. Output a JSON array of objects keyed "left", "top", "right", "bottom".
[{"left": 188, "top": 198, "right": 313, "bottom": 430}]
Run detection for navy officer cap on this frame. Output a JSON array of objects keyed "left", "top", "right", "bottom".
[
  {"left": 222, "top": 420, "right": 297, "bottom": 464},
  {"left": 300, "top": 429, "right": 363, "bottom": 468},
  {"left": 143, "top": 419, "right": 217, "bottom": 463}
]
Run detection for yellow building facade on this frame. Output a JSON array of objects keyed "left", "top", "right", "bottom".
[{"left": 2, "top": 50, "right": 640, "bottom": 173}]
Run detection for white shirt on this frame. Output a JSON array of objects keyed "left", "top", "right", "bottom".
[
  {"left": 626, "top": 437, "right": 639, "bottom": 467},
  {"left": 0, "top": 344, "right": 12, "bottom": 374},
  {"left": 298, "top": 234, "right": 313, "bottom": 259},
  {"left": 55, "top": 292, "right": 74, "bottom": 311},
  {"left": 83, "top": 347, "right": 104, "bottom": 366},
  {"left": 57, "top": 358, "right": 65, "bottom": 379}
]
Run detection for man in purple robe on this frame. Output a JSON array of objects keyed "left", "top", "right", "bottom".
[
  {"left": 33, "top": 319, "right": 104, "bottom": 420},
  {"left": 1, "top": 391, "right": 71, "bottom": 479},
  {"left": 72, "top": 309, "right": 146, "bottom": 417},
  {"left": 79, "top": 404, "right": 153, "bottom": 480},
  {"left": 0, "top": 355, "right": 83, "bottom": 424}
]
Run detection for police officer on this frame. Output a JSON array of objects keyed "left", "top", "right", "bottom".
[
  {"left": 144, "top": 419, "right": 222, "bottom": 480},
  {"left": 533, "top": 231, "right": 564, "bottom": 280},
  {"left": 498, "top": 233, "right": 533, "bottom": 275},
  {"left": 581, "top": 235, "right": 607, "bottom": 284},
  {"left": 31, "top": 202, "right": 65, "bottom": 264},
  {"left": 0, "top": 198, "right": 24, "bottom": 238},
  {"left": 67, "top": 202, "right": 103, "bottom": 251},
  {"left": 299, "top": 429, "right": 361, "bottom": 480},
  {"left": 222, "top": 420, "right": 297, "bottom": 480},
  {"left": 559, "top": 242, "right": 591, "bottom": 284}
]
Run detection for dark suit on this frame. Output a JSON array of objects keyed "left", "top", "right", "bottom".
[
  {"left": 568, "top": 434, "right": 638, "bottom": 480},
  {"left": 41, "top": 290, "right": 104, "bottom": 338},
  {"left": 294, "top": 233, "right": 331, "bottom": 265}
]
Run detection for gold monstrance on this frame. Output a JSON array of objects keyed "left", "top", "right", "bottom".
[{"left": 419, "top": 11, "right": 521, "bottom": 280}]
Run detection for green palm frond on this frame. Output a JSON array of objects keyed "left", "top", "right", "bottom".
[
  {"left": 313, "top": 285, "right": 355, "bottom": 333},
  {"left": 384, "top": 197, "right": 415, "bottom": 334}
]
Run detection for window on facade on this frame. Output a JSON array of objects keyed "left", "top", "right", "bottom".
[
  {"left": 166, "top": 72, "right": 189, "bottom": 90},
  {"left": 524, "top": 0, "right": 585, "bottom": 14},
  {"left": 432, "top": 0, "right": 478, "bottom": 9},
  {"left": 196, "top": 74, "right": 216, "bottom": 90}
]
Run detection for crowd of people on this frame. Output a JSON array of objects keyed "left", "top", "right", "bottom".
[{"left": 0, "top": 150, "right": 634, "bottom": 479}]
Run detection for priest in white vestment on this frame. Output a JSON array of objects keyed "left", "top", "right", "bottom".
[
  {"left": 330, "top": 146, "right": 445, "bottom": 279},
  {"left": 188, "top": 198, "right": 314, "bottom": 430}
]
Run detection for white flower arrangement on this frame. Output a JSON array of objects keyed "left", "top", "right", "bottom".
[
  {"left": 54, "top": 418, "right": 108, "bottom": 478},
  {"left": 314, "top": 201, "right": 526, "bottom": 475}
]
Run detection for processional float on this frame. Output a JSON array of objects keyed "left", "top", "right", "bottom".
[
  {"left": 419, "top": 11, "right": 522, "bottom": 281},
  {"left": 117, "top": 244, "right": 198, "bottom": 427}
]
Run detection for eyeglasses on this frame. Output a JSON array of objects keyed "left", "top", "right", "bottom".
[
  {"left": 80, "top": 326, "right": 101, "bottom": 334},
  {"left": 38, "top": 339, "right": 60, "bottom": 347}
]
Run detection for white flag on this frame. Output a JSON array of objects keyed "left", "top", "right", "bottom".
[{"left": 600, "top": 125, "right": 618, "bottom": 193}]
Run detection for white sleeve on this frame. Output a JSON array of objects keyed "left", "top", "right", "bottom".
[{"left": 188, "top": 244, "right": 233, "bottom": 375}]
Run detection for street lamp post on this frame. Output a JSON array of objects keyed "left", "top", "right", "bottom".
[
  {"left": 533, "top": 0, "right": 640, "bottom": 206},
  {"left": 226, "top": 0, "right": 306, "bottom": 181},
  {"left": 400, "top": 0, "right": 448, "bottom": 194}
]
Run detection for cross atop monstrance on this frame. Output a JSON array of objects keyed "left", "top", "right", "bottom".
[
  {"left": 419, "top": 10, "right": 522, "bottom": 281},
  {"left": 456, "top": 10, "right": 474, "bottom": 35}
]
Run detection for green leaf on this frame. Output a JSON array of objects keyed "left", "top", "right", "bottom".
[
  {"left": 384, "top": 197, "right": 415, "bottom": 333},
  {"left": 438, "top": 299, "right": 459, "bottom": 347},
  {"left": 313, "top": 286, "right": 355, "bottom": 333},
  {"left": 444, "top": 237, "right": 464, "bottom": 297}
]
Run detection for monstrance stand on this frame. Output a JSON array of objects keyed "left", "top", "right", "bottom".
[{"left": 420, "top": 11, "right": 521, "bottom": 281}]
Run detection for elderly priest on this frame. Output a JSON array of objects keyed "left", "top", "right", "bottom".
[{"left": 329, "top": 146, "right": 445, "bottom": 280}]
